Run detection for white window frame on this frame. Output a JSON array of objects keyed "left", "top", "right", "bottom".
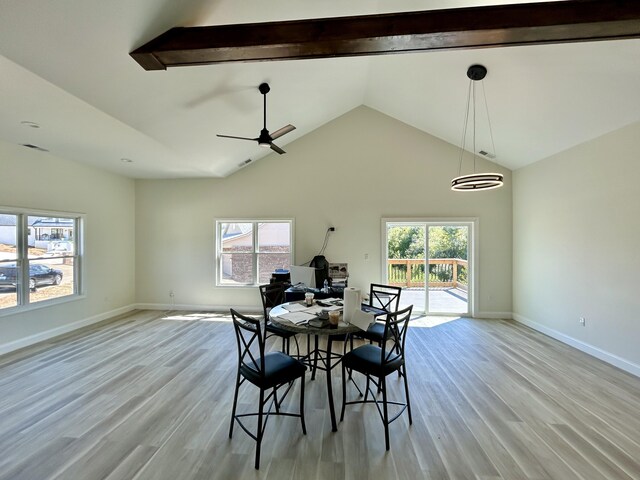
[
  {"left": 381, "top": 217, "right": 478, "bottom": 317},
  {"left": 0, "top": 207, "right": 84, "bottom": 316},
  {"left": 215, "top": 219, "right": 294, "bottom": 287}
]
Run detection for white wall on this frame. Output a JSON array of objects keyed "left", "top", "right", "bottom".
[
  {"left": 136, "top": 106, "right": 512, "bottom": 314},
  {"left": 0, "top": 139, "right": 136, "bottom": 351},
  {"left": 513, "top": 121, "right": 640, "bottom": 372}
]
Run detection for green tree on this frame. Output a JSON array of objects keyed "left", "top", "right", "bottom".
[
  {"left": 387, "top": 226, "right": 467, "bottom": 260},
  {"left": 428, "top": 226, "right": 468, "bottom": 259},
  {"left": 387, "top": 226, "right": 425, "bottom": 259}
]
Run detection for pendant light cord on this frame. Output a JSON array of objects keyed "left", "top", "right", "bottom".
[
  {"left": 457, "top": 79, "right": 473, "bottom": 177},
  {"left": 481, "top": 81, "right": 497, "bottom": 159},
  {"left": 472, "top": 78, "right": 477, "bottom": 174},
  {"left": 458, "top": 76, "right": 495, "bottom": 176}
]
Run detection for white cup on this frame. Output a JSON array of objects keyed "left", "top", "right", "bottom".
[{"left": 304, "top": 292, "right": 314, "bottom": 306}]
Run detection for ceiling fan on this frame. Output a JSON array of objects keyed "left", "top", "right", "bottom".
[{"left": 217, "top": 83, "right": 295, "bottom": 155}]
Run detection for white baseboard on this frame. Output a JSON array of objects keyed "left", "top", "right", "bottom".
[
  {"left": 134, "top": 303, "right": 259, "bottom": 314},
  {"left": 513, "top": 313, "right": 640, "bottom": 378},
  {"left": 475, "top": 311, "right": 513, "bottom": 320},
  {"left": 0, "top": 304, "right": 137, "bottom": 357}
]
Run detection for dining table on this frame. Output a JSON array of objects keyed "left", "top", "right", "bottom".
[{"left": 269, "top": 299, "right": 385, "bottom": 432}]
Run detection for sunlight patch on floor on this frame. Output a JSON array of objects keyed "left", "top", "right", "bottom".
[
  {"left": 161, "top": 311, "right": 239, "bottom": 322},
  {"left": 410, "top": 315, "right": 462, "bottom": 328},
  {"left": 159, "top": 310, "right": 460, "bottom": 329}
]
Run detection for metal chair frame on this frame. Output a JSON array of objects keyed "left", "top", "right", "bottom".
[
  {"left": 340, "top": 305, "right": 413, "bottom": 451},
  {"left": 259, "top": 282, "right": 301, "bottom": 356},
  {"left": 229, "top": 309, "right": 306, "bottom": 469}
]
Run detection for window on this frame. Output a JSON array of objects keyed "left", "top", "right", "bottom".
[
  {"left": 216, "top": 220, "right": 293, "bottom": 286},
  {"left": 0, "top": 209, "right": 83, "bottom": 313}
]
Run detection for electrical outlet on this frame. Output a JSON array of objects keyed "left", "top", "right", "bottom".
[
  {"left": 579, "top": 317, "right": 586, "bottom": 326},
  {"left": 169, "top": 290, "right": 175, "bottom": 298},
  {"left": 364, "top": 253, "right": 369, "bottom": 261}
]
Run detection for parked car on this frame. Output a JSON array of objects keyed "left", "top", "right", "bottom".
[{"left": 0, "top": 263, "right": 63, "bottom": 290}]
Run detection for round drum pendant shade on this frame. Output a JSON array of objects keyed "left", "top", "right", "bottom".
[{"left": 451, "top": 172, "right": 504, "bottom": 191}]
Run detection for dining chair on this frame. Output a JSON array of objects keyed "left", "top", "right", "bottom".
[
  {"left": 350, "top": 283, "right": 402, "bottom": 349},
  {"left": 259, "top": 282, "right": 300, "bottom": 356},
  {"left": 229, "top": 309, "right": 307, "bottom": 469},
  {"left": 340, "top": 304, "right": 413, "bottom": 451}
]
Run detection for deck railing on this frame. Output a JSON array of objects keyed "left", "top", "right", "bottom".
[{"left": 387, "top": 258, "right": 468, "bottom": 289}]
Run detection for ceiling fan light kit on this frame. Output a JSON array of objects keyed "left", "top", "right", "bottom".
[
  {"left": 217, "top": 82, "right": 295, "bottom": 155},
  {"left": 451, "top": 64, "right": 504, "bottom": 192}
]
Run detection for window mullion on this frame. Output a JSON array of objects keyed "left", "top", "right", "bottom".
[
  {"left": 73, "top": 217, "right": 80, "bottom": 295},
  {"left": 217, "top": 222, "right": 222, "bottom": 285},
  {"left": 289, "top": 220, "right": 294, "bottom": 268},
  {"left": 17, "top": 214, "right": 28, "bottom": 305},
  {"left": 253, "top": 222, "right": 259, "bottom": 285}
]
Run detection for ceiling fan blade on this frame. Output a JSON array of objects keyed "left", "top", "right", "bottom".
[
  {"left": 270, "top": 124, "right": 296, "bottom": 140},
  {"left": 270, "top": 143, "right": 286, "bottom": 155},
  {"left": 216, "top": 134, "right": 258, "bottom": 141}
]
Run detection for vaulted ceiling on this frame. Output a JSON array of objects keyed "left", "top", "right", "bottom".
[{"left": 1, "top": 0, "right": 639, "bottom": 179}]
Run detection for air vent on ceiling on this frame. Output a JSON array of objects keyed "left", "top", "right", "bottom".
[
  {"left": 238, "top": 158, "right": 252, "bottom": 167},
  {"left": 22, "top": 143, "right": 49, "bottom": 153},
  {"left": 478, "top": 150, "right": 496, "bottom": 159}
]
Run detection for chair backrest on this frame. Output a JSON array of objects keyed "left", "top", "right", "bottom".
[
  {"left": 369, "top": 284, "right": 402, "bottom": 313},
  {"left": 380, "top": 305, "right": 413, "bottom": 367},
  {"left": 259, "top": 282, "right": 286, "bottom": 319},
  {"left": 230, "top": 309, "right": 266, "bottom": 378}
]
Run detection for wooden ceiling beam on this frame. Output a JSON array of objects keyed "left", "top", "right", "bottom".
[{"left": 131, "top": 0, "right": 640, "bottom": 70}]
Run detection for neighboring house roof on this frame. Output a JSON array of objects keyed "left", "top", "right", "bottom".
[
  {"left": 0, "top": 215, "right": 72, "bottom": 228},
  {"left": 222, "top": 223, "right": 252, "bottom": 237},
  {"left": 223, "top": 230, "right": 251, "bottom": 244},
  {"left": 223, "top": 223, "right": 289, "bottom": 247},
  {"left": 31, "top": 218, "right": 74, "bottom": 228}
]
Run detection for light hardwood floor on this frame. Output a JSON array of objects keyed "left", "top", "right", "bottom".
[{"left": 0, "top": 310, "right": 639, "bottom": 480}]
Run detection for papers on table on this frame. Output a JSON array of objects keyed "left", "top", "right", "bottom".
[
  {"left": 282, "top": 303, "right": 308, "bottom": 312},
  {"left": 350, "top": 309, "right": 376, "bottom": 331},
  {"left": 280, "top": 303, "right": 330, "bottom": 317},
  {"left": 321, "top": 297, "right": 342, "bottom": 303},
  {"left": 277, "top": 311, "right": 316, "bottom": 325},
  {"left": 303, "top": 305, "right": 325, "bottom": 315},
  {"left": 315, "top": 298, "right": 343, "bottom": 311},
  {"left": 271, "top": 298, "right": 346, "bottom": 326}
]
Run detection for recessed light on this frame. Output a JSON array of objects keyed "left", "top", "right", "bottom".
[
  {"left": 21, "top": 121, "right": 40, "bottom": 129},
  {"left": 121, "top": 158, "right": 134, "bottom": 163}
]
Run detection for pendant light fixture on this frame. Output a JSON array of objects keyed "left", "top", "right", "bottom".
[{"left": 451, "top": 64, "right": 504, "bottom": 192}]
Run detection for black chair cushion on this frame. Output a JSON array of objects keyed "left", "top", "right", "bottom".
[
  {"left": 266, "top": 321, "right": 297, "bottom": 339},
  {"left": 358, "top": 321, "right": 386, "bottom": 343},
  {"left": 342, "top": 344, "right": 403, "bottom": 378},
  {"left": 241, "top": 352, "right": 307, "bottom": 389}
]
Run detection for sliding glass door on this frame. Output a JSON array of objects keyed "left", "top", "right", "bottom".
[
  {"left": 427, "top": 225, "right": 469, "bottom": 314},
  {"left": 386, "top": 223, "right": 427, "bottom": 312},
  {"left": 383, "top": 219, "right": 475, "bottom": 316}
]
